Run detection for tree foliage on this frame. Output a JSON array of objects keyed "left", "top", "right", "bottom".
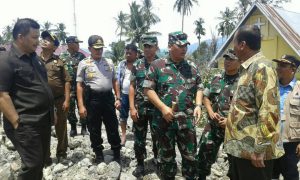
[{"left": 173, "top": 0, "right": 199, "bottom": 31}]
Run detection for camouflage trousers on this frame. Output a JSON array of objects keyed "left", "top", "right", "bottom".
[
  {"left": 197, "top": 121, "right": 225, "bottom": 176},
  {"left": 156, "top": 122, "right": 197, "bottom": 179},
  {"left": 67, "top": 96, "right": 86, "bottom": 125},
  {"left": 133, "top": 113, "right": 157, "bottom": 160}
]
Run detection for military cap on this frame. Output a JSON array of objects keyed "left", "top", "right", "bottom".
[
  {"left": 66, "top": 36, "right": 83, "bottom": 44},
  {"left": 141, "top": 35, "right": 158, "bottom": 46},
  {"left": 88, "top": 35, "right": 105, "bottom": 49},
  {"left": 223, "top": 49, "right": 238, "bottom": 60},
  {"left": 168, "top": 31, "right": 190, "bottom": 45},
  {"left": 272, "top": 54, "right": 300, "bottom": 68},
  {"left": 41, "top": 31, "right": 60, "bottom": 47}
]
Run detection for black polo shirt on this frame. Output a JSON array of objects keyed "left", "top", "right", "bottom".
[{"left": 0, "top": 43, "right": 54, "bottom": 127}]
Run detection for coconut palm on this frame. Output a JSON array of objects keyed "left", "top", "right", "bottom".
[
  {"left": 173, "top": 0, "right": 199, "bottom": 31},
  {"left": 2, "top": 25, "right": 13, "bottom": 44},
  {"left": 142, "top": 0, "right": 161, "bottom": 28},
  {"left": 106, "top": 41, "right": 126, "bottom": 64},
  {"left": 194, "top": 18, "right": 205, "bottom": 49},
  {"left": 114, "top": 11, "right": 128, "bottom": 41},
  {"left": 125, "top": 1, "right": 160, "bottom": 46},
  {"left": 217, "top": 7, "right": 237, "bottom": 40},
  {"left": 54, "top": 23, "right": 68, "bottom": 44},
  {"left": 41, "top": 21, "right": 53, "bottom": 32}
]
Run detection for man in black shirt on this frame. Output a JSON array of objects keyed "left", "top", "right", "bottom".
[{"left": 0, "top": 18, "right": 54, "bottom": 180}]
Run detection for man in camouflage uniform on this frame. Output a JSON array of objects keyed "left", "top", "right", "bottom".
[
  {"left": 60, "top": 36, "right": 87, "bottom": 136},
  {"left": 129, "top": 35, "right": 159, "bottom": 177},
  {"left": 197, "top": 49, "right": 240, "bottom": 180},
  {"left": 40, "top": 31, "right": 71, "bottom": 162},
  {"left": 143, "top": 31, "right": 203, "bottom": 180}
]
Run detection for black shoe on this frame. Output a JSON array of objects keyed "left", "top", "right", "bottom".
[
  {"left": 132, "top": 164, "right": 145, "bottom": 177},
  {"left": 113, "top": 150, "right": 121, "bottom": 164},
  {"left": 81, "top": 124, "right": 89, "bottom": 136},
  {"left": 70, "top": 124, "right": 77, "bottom": 137},
  {"left": 44, "top": 158, "right": 53, "bottom": 167},
  {"left": 95, "top": 151, "right": 104, "bottom": 164},
  {"left": 198, "top": 175, "right": 206, "bottom": 180}
]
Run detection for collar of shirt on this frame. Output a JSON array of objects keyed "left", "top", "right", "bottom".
[
  {"left": 11, "top": 43, "right": 37, "bottom": 59},
  {"left": 165, "top": 56, "right": 188, "bottom": 66},
  {"left": 279, "top": 78, "right": 296, "bottom": 90},
  {"left": 241, "top": 51, "right": 263, "bottom": 70}
]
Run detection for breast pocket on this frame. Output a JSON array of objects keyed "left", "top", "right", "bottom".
[{"left": 85, "top": 66, "right": 97, "bottom": 80}]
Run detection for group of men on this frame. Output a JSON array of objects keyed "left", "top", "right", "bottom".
[{"left": 0, "top": 18, "right": 299, "bottom": 180}]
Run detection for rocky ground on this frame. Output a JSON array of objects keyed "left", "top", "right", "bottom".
[{"left": 0, "top": 115, "right": 297, "bottom": 180}]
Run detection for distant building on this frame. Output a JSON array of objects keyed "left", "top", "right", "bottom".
[{"left": 210, "top": 2, "right": 300, "bottom": 69}]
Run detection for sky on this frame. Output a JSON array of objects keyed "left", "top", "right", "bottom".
[{"left": 0, "top": 0, "right": 300, "bottom": 49}]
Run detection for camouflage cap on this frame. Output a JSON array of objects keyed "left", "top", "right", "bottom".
[
  {"left": 141, "top": 35, "right": 158, "bottom": 46},
  {"left": 41, "top": 31, "right": 60, "bottom": 47},
  {"left": 223, "top": 49, "right": 238, "bottom": 60},
  {"left": 272, "top": 54, "right": 300, "bottom": 68},
  {"left": 88, "top": 35, "right": 105, "bottom": 49},
  {"left": 66, "top": 36, "right": 83, "bottom": 44},
  {"left": 168, "top": 31, "right": 190, "bottom": 46}
]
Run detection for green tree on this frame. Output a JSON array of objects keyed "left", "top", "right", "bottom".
[
  {"left": 41, "top": 21, "right": 53, "bottom": 32},
  {"left": 142, "top": 0, "right": 161, "bottom": 28},
  {"left": 114, "top": 11, "right": 128, "bottom": 42},
  {"left": 217, "top": 7, "right": 237, "bottom": 40},
  {"left": 2, "top": 25, "right": 13, "bottom": 44},
  {"left": 194, "top": 17, "right": 205, "bottom": 50},
  {"left": 125, "top": 1, "right": 160, "bottom": 46},
  {"left": 106, "top": 41, "right": 126, "bottom": 64},
  {"left": 54, "top": 23, "right": 68, "bottom": 44},
  {"left": 173, "top": 0, "right": 199, "bottom": 31}
]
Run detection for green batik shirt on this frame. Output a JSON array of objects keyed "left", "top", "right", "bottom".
[
  {"left": 143, "top": 57, "right": 203, "bottom": 130},
  {"left": 130, "top": 57, "right": 156, "bottom": 115},
  {"left": 60, "top": 51, "right": 86, "bottom": 92}
]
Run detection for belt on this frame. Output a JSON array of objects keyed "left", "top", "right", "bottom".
[{"left": 90, "top": 89, "right": 112, "bottom": 96}]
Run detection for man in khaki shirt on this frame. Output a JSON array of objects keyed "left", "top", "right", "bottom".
[{"left": 40, "top": 31, "right": 71, "bottom": 162}]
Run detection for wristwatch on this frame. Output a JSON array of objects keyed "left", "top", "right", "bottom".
[{"left": 116, "top": 97, "right": 121, "bottom": 101}]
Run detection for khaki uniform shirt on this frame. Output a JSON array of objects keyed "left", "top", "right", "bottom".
[{"left": 40, "top": 53, "right": 71, "bottom": 98}]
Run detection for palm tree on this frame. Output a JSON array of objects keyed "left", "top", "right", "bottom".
[
  {"left": 2, "top": 25, "right": 13, "bottom": 44},
  {"left": 106, "top": 41, "right": 126, "bottom": 64},
  {"left": 173, "top": 0, "right": 199, "bottom": 31},
  {"left": 114, "top": 11, "right": 128, "bottom": 42},
  {"left": 125, "top": 1, "right": 160, "bottom": 46},
  {"left": 142, "top": 0, "right": 161, "bottom": 29},
  {"left": 236, "top": 0, "right": 252, "bottom": 20},
  {"left": 54, "top": 23, "right": 68, "bottom": 44},
  {"left": 194, "top": 18, "right": 205, "bottom": 49},
  {"left": 41, "top": 21, "right": 53, "bottom": 32},
  {"left": 217, "top": 7, "right": 237, "bottom": 40}
]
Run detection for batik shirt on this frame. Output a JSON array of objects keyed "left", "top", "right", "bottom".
[{"left": 224, "top": 52, "right": 284, "bottom": 160}]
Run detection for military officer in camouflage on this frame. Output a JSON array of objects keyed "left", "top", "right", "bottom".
[
  {"left": 197, "top": 49, "right": 240, "bottom": 180},
  {"left": 60, "top": 36, "right": 87, "bottom": 136},
  {"left": 144, "top": 31, "right": 203, "bottom": 180},
  {"left": 40, "top": 31, "right": 71, "bottom": 162},
  {"left": 129, "top": 35, "right": 159, "bottom": 177}
]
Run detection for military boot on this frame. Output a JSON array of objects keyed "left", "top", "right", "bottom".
[
  {"left": 69, "top": 124, "right": 77, "bottom": 137},
  {"left": 81, "top": 124, "right": 89, "bottom": 136},
  {"left": 113, "top": 149, "right": 121, "bottom": 164},
  {"left": 132, "top": 159, "right": 145, "bottom": 178}
]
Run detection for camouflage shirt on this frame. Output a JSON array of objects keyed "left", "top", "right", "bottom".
[
  {"left": 130, "top": 57, "right": 155, "bottom": 115},
  {"left": 224, "top": 52, "right": 284, "bottom": 160},
  {"left": 204, "top": 72, "right": 239, "bottom": 119},
  {"left": 143, "top": 57, "right": 203, "bottom": 130},
  {"left": 60, "top": 51, "right": 86, "bottom": 92}
]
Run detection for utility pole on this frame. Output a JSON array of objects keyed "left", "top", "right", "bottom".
[{"left": 73, "top": 0, "right": 77, "bottom": 36}]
